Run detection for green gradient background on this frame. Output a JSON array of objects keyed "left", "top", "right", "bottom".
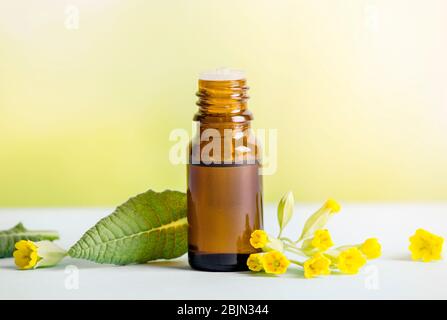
[{"left": 1, "top": 1, "right": 447, "bottom": 206}]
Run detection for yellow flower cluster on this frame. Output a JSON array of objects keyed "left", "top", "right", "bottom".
[
  {"left": 247, "top": 193, "right": 445, "bottom": 280},
  {"left": 246, "top": 196, "right": 385, "bottom": 279},
  {"left": 247, "top": 251, "right": 290, "bottom": 275},
  {"left": 302, "top": 246, "right": 368, "bottom": 278}
]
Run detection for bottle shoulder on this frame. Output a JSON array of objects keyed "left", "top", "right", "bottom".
[{"left": 189, "top": 126, "right": 262, "bottom": 164}]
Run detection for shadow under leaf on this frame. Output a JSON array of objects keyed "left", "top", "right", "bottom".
[{"left": 145, "top": 260, "right": 190, "bottom": 271}]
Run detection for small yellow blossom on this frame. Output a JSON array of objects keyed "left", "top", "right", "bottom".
[
  {"left": 325, "top": 199, "right": 341, "bottom": 213},
  {"left": 249, "top": 230, "right": 268, "bottom": 249},
  {"left": 360, "top": 238, "right": 382, "bottom": 259},
  {"left": 409, "top": 229, "right": 444, "bottom": 262},
  {"left": 247, "top": 253, "right": 264, "bottom": 272},
  {"left": 337, "top": 247, "right": 366, "bottom": 274},
  {"left": 13, "top": 240, "right": 66, "bottom": 270},
  {"left": 311, "top": 229, "right": 334, "bottom": 251},
  {"left": 13, "top": 240, "right": 39, "bottom": 270},
  {"left": 303, "top": 253, "right": 331, "bottom": 279},
  {"left": 262, "top": 251, "right": 290, "bottom": 275}
]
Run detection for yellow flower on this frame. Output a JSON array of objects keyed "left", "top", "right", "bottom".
[
  {"left": 249, "top": 230, "right": 268, "bottom": 249},
  {"left": 13, "top": 240, "right": 39, "bottom": 270},
  {"left": 13, "top": 240, "right": 67, "bottom": 270},
  {"left": 262, "top": 251, "right": 290, "bottom": 275},
  {"left": 311, "top": 229, "right": 334, "bottom": 251},
  {"left": 325, "top": 199, "right": 341, "bottom": 213},
  {"left": 409, "top": 229, "right": 444, "bottom": 262},
  {"left": 247, "top": 253, "right": 264, "bottom": 272},
  {"left": 337, "top": 247, "right": 366, "bottom": 274},
  {"left": 360, "top": 238, "right": 382, "bottom": 259},
  {"left": 303, "top": 253, "right": 331, "bottom": 279}
]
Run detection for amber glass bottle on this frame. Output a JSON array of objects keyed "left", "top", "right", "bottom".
[{"left": 187, "top": 69, "right": 263, "bottom": 271}]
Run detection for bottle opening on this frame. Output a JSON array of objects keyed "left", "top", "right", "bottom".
[{"left": 199, "top": 68, "right": 246, "bottom": 81}]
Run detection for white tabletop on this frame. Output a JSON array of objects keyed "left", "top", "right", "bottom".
[{"left": 0, "top": 204, "right": 446, "bottom": 300}]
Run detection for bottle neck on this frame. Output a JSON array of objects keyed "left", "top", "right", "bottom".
[{"left": 194, "top": 79, "right": 253, "bottom": 124}]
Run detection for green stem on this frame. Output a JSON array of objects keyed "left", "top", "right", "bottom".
[
  {"left": 279, "top": 237, "right": 295, "bottom": 244},
  {"left": 284, "top": 244, "right": 308, "bottom": 257},
  {"left": 289, "top": 259, "right": 304, "bottom": 266}
]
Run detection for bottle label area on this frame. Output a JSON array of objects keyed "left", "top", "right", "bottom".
[{"left": 187, "top": 163, "right": 263, "bottom": 255}]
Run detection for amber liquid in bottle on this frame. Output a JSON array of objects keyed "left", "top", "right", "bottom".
[{"left": 187, "top": 72, "right": 263, "bottom": 271}]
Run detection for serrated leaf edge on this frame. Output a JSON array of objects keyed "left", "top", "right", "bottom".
[{"left": 68, "top": 217, "right": 187, "bottom": 254}]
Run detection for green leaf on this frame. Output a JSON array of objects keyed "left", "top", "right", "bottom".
[
  {"left": 68, "top": 189, "right": 188, "bottom": 265},
  {"left": 0, "top": 223, "right": 59, "bottom": 258},
  {"left": 277, "top": 191, "right": 294, "bottom": 235}
]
